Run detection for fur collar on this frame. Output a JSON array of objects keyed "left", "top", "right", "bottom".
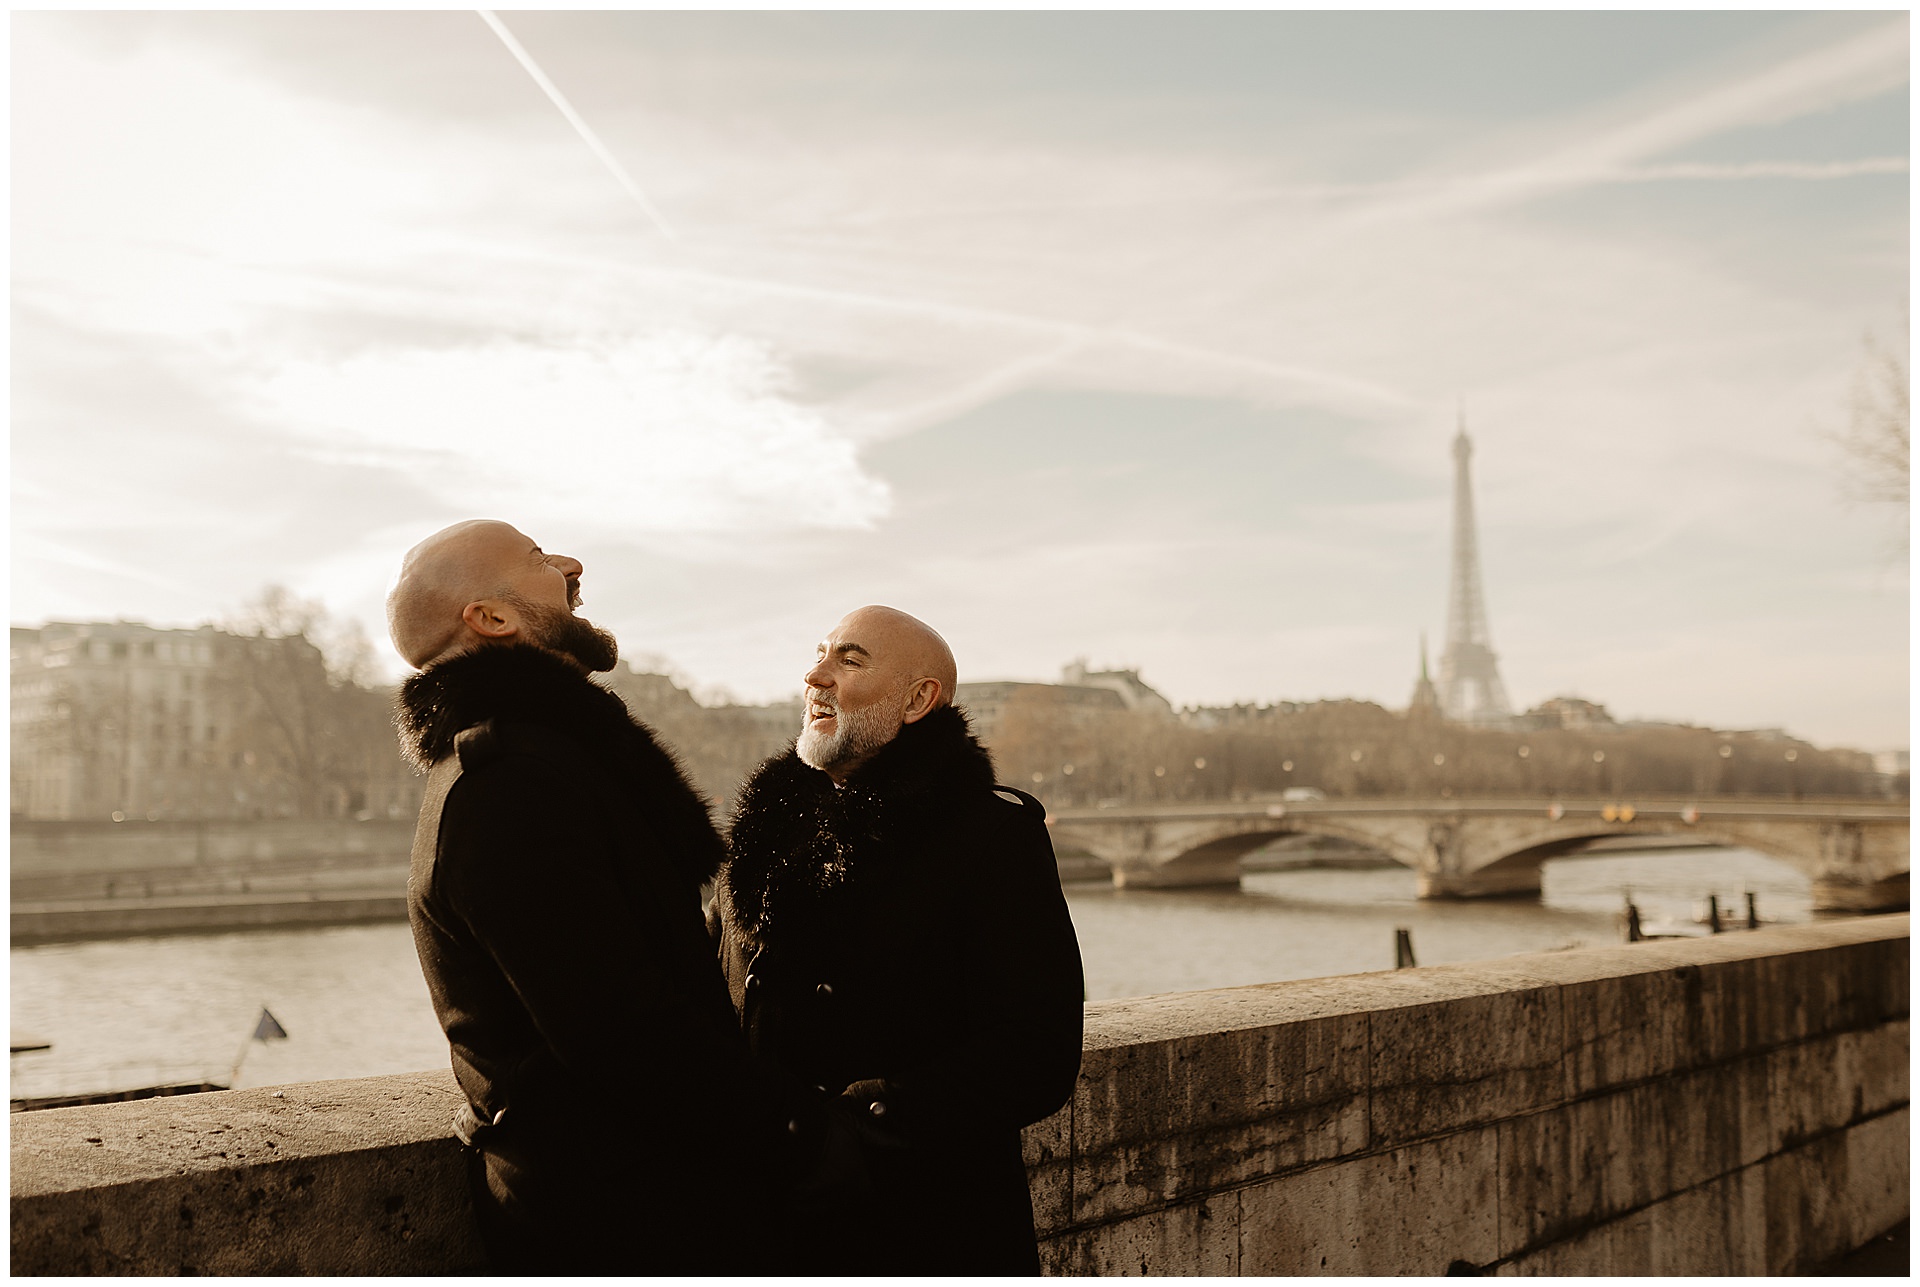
[
  {"left": 721, "top": 704, "right": 995, "bottom": 939},
  {"left": 396, "top": 643, "right": 724, "bottom": 884}
]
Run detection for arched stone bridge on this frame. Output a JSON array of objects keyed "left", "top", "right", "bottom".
[{"left": 1047, "top": 796, "right": 1910, "bottom": 912}]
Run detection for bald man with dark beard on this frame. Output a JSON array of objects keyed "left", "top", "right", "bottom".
[
  {"left": 389, "top": 520, "right": 781, "bottom": 1274},
  {"left": 711, "top": 606, "right": 1085, "bottom": 1275}
]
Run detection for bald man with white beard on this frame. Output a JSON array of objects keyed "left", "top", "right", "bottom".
[{"left": 711, "top": 605, "right": 1085, "bottom": 1275}]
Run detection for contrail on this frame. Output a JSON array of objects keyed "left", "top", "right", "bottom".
[{"left": 476, "top": 9, "right": 678, "bottom": 241}]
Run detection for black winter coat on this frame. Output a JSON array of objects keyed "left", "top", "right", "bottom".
[
  {"left": 713, "top": 704, "right": 1085, "bottom": 1275},
  {"left": 399, "top": 643, "right": 774, "bottom": 1274}
]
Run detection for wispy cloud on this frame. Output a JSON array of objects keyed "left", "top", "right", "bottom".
[
  {"left": 1355, "top": 19, "right": 1909, "bottom": 224},
  {"left": 251, "top": 332, "right": 893, "bottom": 535},
  {"left": 476, "top": 8, "right": 679, "bottom": 242}
]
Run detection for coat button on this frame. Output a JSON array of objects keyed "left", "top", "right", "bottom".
[
  {"left": 869, "top": 1101, "right": 887, "bottom": 1118},
  {"left": 745, "top": 973, "right": 759, "bottom": 991},
  {"left": 816, "top": 983, "right": 833, "bottom": 997},
  {"left": 786, "top": 1119, "right": 801, "bottom": 1135}
]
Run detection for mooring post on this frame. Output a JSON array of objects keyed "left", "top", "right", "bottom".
[
  {"left": 1625, "top": 898, "right": 1643, "bottom": 942},
  {"left": 1746, "top": 890, "right": 1759, "bottom": 930},
  {"left": 1707, "top": 893, "right": 1722, "bottom": 934},
  {"left": 1394, "top": 927, "right": 1416, "bottom": 968}
]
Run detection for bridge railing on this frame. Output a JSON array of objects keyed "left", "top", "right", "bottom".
[{"left": 1052, "top": 794, "right": 1911, "bottom": 822}]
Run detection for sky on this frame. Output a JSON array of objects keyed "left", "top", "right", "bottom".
[{"left": 10, "top": 11, "right": 1910, "bottom": 749}]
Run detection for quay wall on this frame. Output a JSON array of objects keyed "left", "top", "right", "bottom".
[
  {"left": 9, "top": 818, "right": 418, "bottom": 882},
  {"left": 10, "top": 819, "right": 416, "bottom": 944},
  {"left": 11, "top": 916, "right": 1907, "bottom": 1275}
]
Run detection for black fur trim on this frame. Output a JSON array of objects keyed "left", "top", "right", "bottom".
[
  {"left": 396, "top": 643, "right": 725, "bottom": 884},
  {"left": 721, "top": 704, "right": 995, "bottom": 939}
]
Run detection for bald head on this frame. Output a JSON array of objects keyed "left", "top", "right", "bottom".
[
  {"left": 797, "top": 604, "right": 958, "bottom": 782},
  {"left": 387, "top": 519, "right": 595, "bottom": 669},
  {"left": 836, "top": 605, "right": 957, "bottom": 708}
]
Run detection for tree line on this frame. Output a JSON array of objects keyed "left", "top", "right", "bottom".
[{"left": 979, "top": 687, "right": 1901, "bottom": 811}]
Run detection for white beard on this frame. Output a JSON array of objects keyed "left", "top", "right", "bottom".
[{"left": 797, "top": 690, "right": 904, "bottom": 775}]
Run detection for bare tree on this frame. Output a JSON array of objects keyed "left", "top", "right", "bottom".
[
  {"left": 219, "top": 587, "right": 407, "bottom": 818},
  {"left": 1828, "top": 324, "right": 1910, "bottom": 547}
]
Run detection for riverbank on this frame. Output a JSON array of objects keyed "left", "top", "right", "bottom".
[
  {"left": 8, "top": 825, "right": 1732, "bottom": 944},
  {"left": 10, "top": 891, "right": 408, "bottom": 946}
]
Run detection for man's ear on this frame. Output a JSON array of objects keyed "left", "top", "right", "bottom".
[
  {"left": 461, "top": 600, "right": 519, "bottom": 641},
  {"left": 900, "top": 677, "right": 943, "bottom": 725}
]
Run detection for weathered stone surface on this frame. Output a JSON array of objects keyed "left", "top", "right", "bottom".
[
  {"left": 1499, "top": 1166, "right": 1767, "bottom": 1277},
  {"left": 1761, "top": 1107, "right": 1912, "bottom": 1275},
  {"left": 1021, "top": 1099, "right": 1074, "bottom": 1238},
  {"left": 1367, "top": 971, "right": 1563, "bottom": 1148},
  {"left": 1662, "top": 1052, "right": 1774, "bottom": 1188},
  {"left": 1044, "top": 1194, "right": 1238, "bottom": 1276},
  {"left": 1496, "top": 1104, "right": 1585, "bottom": 1257},
  {"left": 10, "top": 1071, "right": 483, "bottom": 1275},
  {"left": 1837, "top": 1108, "right": 1913, "bottom": 1260},
  {"left": 11, "top": 1070, "right": 463, "bottom": 1194},
  {"left": 1654, "top": 1165, "right": 1769, "bottom": 1276},
  {"left": 1560, "top": 953, "right": 1785, "bottom": 1089},
  {"left": 1070, "top": 1010, "right": 1368, "bottom": 1222},
  {"left": 1237, "top": 1127, "right": 1500, "bottom": 1275},
  {"left": 1078, "top": 969, "right": 1406, "bottom": 1051},
  {"left": 1767, "top": 1021, "right": 1911, "bottom": 1153}
]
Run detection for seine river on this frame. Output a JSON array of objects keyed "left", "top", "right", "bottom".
[{"left": 11, "top": 846, "right": 1815, "bottom": 1102}]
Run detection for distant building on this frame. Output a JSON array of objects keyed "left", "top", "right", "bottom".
[
  {"left": 956, "top": 661, "right": 1173, "bottom": 749},
  {"left": 1407, "top": 634, "right": 1440, "bottom": 722},
  {"left": 1059, "top": 659, "right": 1176, "bottom": 717},
  {"left": 1182, "top": 697, "right": 1385, "bottom": 732},
  {"left": 11, "top": 620, "right": 419, "bottom": 823},
  {"left": 14, "top": 622, "right": 253, "bottom": 821},
  {"left": 955, "top": 682, "right": 1123, "bottom": 749},
  {"left": 1521, "top": 696, "right": 1617, "bottom": 732}
]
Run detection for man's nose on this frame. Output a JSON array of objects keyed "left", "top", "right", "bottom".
[
  {"left": 803, "top": 658, "right": 832, "bottom": 689},
  {"left": 549, "top": 553, "right": 584, "bottom": 578}
]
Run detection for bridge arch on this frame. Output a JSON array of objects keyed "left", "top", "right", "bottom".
[
  {"left": 1094, "top": 817, "right": 1427, "bottom": 889},
  {"left": 1051, "top": 798, "right": 1908, "bottom": 907},
  {"left": 1156, "top": 827, "right": 1417, "bottom": 881},
  {"left": 1456, "top": 819, "right": 1888, "bottom": 885}
]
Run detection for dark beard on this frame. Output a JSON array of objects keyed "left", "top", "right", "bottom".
[{"left": 509, "top": 596, "right": 621, "bottom": 673}]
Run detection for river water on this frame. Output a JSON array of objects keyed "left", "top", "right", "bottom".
[{"left": 11, "top": 846, "right": 1815, "bottom": 1101}]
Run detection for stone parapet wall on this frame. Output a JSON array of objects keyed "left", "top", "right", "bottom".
[
  {"left": 11, "top": 916, "right": 1907, "bottom": 1275},
  {"left": 1031, "top": 914, "right": 1908, "bottom": 1274},
  {"left": 10, "top": 1072, "right": 481, "bottom": 1275}
]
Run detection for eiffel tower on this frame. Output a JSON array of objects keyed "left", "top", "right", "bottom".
[{"left": 1435, "top": 413, "right": 1513, "bottom": 725}]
